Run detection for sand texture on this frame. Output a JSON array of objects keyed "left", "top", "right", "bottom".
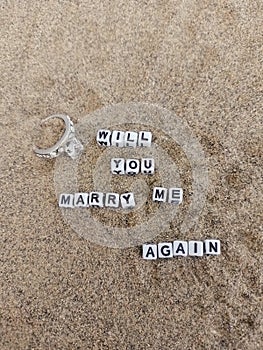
[{"left": 0, "top": 1, "right": 262, "bottom": 349}]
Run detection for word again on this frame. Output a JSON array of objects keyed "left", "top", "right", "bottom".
[
  {"left": 97, "top": 129, "right": 152, "bottom": 147},
  {"left": 59, "top": 192, "right": 136, "bottom": 209},
  {"left": 153, "top": 187, "right": 183, "bottom": 204},
  {"left": 111, "top": 158, "right": 155, "bottom": 175},
  {"left": 143, "top": 240, "right": 221, "bottom": 260}
]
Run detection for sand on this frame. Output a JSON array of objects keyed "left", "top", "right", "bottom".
[{"left": 0, "top": 1, "right": 262, "bottom": 349}]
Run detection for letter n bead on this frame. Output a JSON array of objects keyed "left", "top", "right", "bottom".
[{"left": 143, "top": 244, "right": 157, "bottom": 260}]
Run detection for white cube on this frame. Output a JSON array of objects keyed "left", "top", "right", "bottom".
[
  {"left": 173, "top": 241, "right": 188, "bottom": 256},
  {"left": 138, "top": 131, "right": 152, "bottom": 147},
  {"left": 111, "top": 158, "right": 125, "bottom": 175},
  {"left": 74, "top": 193, "right": 89, "bottom": 207},
  {"left": 89, "top": 192, "right": 104, "bottom": 207},
  {"left": 204, "top": 239, "right": 221, "bottom": 255},
  {"left": 126, "top": 159, "right": 140, "bottom": 175},
  {"left": 59, "top": 194, "right": 74, "bottom": 208},
  {"left": 120, "top": 192, "right": 136, "bottom": 209},
  {"left": 152, "top": 187, "right": 167, "bottom": 202},
  {"left": 188, "top": 241, "right": 204, "bottom": 257},
  {"left": 105, "top": 193, "right": 120, "bottom": 208},
  {"left": 124, "top": 131, "right": 138, "bottom": 148},
  {"left": 111, "top": 130, "right": 125, "bottom": 147},
  {"left": 143, "top": 244, "right": 157, "bottom": 260},
  {"left": 168, "top": 188, "right": 183, "bottom": 204},
  {"left": 141, "top": 158, "right": 154, "bottom": 175},
  {"left": 158, "top": 242, "right": 173, "bottom": 258},
  {"left": 96, "top": 129, "right": 112, "bottom": 146}
]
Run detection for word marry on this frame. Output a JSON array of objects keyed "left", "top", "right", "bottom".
[{"left": 59, "top": 192, "right": 135, "bottom": 209}]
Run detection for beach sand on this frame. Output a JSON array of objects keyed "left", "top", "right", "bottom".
[{"left": 0, "top": 1, "right": 262, "bottom": 349}]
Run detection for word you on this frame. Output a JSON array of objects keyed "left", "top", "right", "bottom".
[
  {"left": 153, "top": 187, "right": 183, "bottom": 204},
  {"left": 97, "top": 129, "right": 152, "bottom": 148},
  {"left": 143, "top": 240, "right": 221, "bottom": 259},
  {"left": 111, "top": 158, "right": 154, "bottom": 175},
  {"left": 59, "top": 192, "right": 135, "bottom": 209}
]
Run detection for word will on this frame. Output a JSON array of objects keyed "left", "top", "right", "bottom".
[
  {"left": 97, "top": 129, "right": 152, "bottom": 147},
  {"left": 111, "top": 158, "right": 154, "bottom": 175},
  {"left": 59, "top": 192, "right": 135, "bottom": 209},
  {"left": 143, "top": 240, "right": 221, "bottom": 259}
]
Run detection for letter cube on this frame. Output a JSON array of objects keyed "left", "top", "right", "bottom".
[
  {"left": 138, "top": 131, "right": 152, "bottom": 147},
  {"left": 120, "top": 192, "right": 136, "bottom": 209},
  {"left": 96, "top": 129, "right": 112, "bottom": 146},
  {"left": 89, "top": 192, "right": 104, "bottom": 207},
  {"left": 126, "top": 159, "right": 140, "bottom": 175},
  {"left": 111, "top": 158, "right": 125, "bottom": 175},
  {"left": 158, "top": 242, "right": 173, "bottom": 258},
  {"left": 143, "top": 244, "right": 157, "bottom": 260},
  {"left": 188, "top": 241, "right": 204, "bottom": 257},
  {"left": 105, "top": 193, "right": 120, "bottom": 208},
  {"left": 168, "top": 188, "right": 183, "bottom": 204},
  {"left": 124, "top": 131, "right": 138, "bottom": 148},
  {"left": 141, "top": 158, "right": 154, "bottom": 175},
  {"left": 152, "top": 187, "right": 167, "bottom": 202},
  {"left": 74, "top": 193, "right": 89, "bottom": 207},
  {"left": 204, "top": 239, "right": 221, "bottom": 255},
  {"left": 111, "top": 130, "right": 125, "bottom": 147},
  {"left": 59, "top": 194, "right": 74, "bottom": 208}
]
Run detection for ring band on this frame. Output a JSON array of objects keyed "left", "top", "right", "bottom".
[{"left": 33, "top": 114, "right": 83, "bottom": 160}]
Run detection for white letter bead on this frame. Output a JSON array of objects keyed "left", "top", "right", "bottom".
[
  {"left": 124, "top": 131, "right": 138, "bottom": 148},
  {"left": 143, "top": 244, "right": 157, "bottom": 260},
  {"left": 141, "top": 158, "right": 154, "bottom": 175},
  {"left": 188, "top": 241, "right": 204, "bottom": 257},
  {"left": 89, "top": 192, "right": 104, "bottom": 207},
  {"left": 59, "top": 194, "right": 74, "bottom": 208},
  {"left": 105, "top": 193, "right": 120, "bottom": 208},
  {"left": 138, "top": 131, "right": 152, "bottom": 147},
  {"left": 120, "top": 192, "right": 136, "bottom": 209},
  {"left": 111, "top": 158, "right": 125, "bottom": 175},
  {"left": 204, "top": 239, "right": 221, "bottom": 255},
  {"left": 96, "top": 129, "right": 112, "bottom": 146},
  {"left": 152, "top": 187, "right": 167, "bottom": 202},
  {"left": 168, "top": 188, "right": 183, "bottom": 204},
  {"left": 74, "top": 193, "right": 89, "bottom": 207},
  {"left": 173, "top": 241, "right": 188, "bottom": 256},
  {"left": 158, "top": 242, "right": 173, "bottom": 258},
  {"left": 126, "top": 159, "right": 140, "bottom": 175},
  {"left": 111, "top": 130, "right": 125, "bottom": 147}
]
